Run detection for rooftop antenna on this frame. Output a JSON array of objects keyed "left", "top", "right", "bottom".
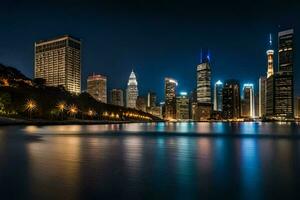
[
  {"left": 200, "top": 48, "right": 203, "bottom": 63},
  {"left": 269, "top": 33, "right": 272, "bottom": 47},
  {"left": 207, "top": 49, "right": 211, "bottom": 62}
]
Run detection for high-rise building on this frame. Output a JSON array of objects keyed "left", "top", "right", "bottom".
[
  {"left": 189, "top": 89, "right": 197, "bottom": 119},
  {"left": 87, "top": 74, "right": 107, "bottom": 103},
  {"left": 176, "top": 92, "right": 190, "bottom": 120},
  {"left": 222, "top": 80, "right": 240, "bottom": 119},
  {"left": 267, "top": 34, "right": 274, "bottom": 78},
  {"left": 197, "top": 53, "right": 211, "bottom": 103},
  {"left": 274, "top": 29, "right": 294, "bottom": 118},
  {"left": 266, "top": 75, "right": 274, "bottom": 116},
  {"left": 259, "top": 76, "right": 267, "bottom": 117},
  {"left": 147, "top": 91, "right": 156, "bottom": 108},
  {"left": 126, "top": 70, "right": 138, "bottom": 108},
  {"left": 296, "top": 97, "right": 300, "bottom": 118},
  {"left": 34, "top": 35, "right": 81, "bottom": 94},
  {"left": 214, "top": 80, "right": 223, "bottom": 111},
  {"left": 241, "top": 83, "right": 255, "bottom": 118},
  {"left": 110, "top": 89, "right": 124, "bottom": 106},
  {"left": 136, "top": 96, "right": 147, "bottom": 112},
  {"left": 164, "top": 77, "right": 177, "bottom": 120}
]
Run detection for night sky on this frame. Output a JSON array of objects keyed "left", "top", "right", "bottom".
[{"left": 1, "top": 0, "right": 300, "bottom": 101}]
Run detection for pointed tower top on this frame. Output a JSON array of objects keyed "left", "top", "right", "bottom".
[
  {"left": 200, "top": 48, "right": 203, "bottom": 63},
  {"left": 269, "top": 33, "right": 272, "bottom": 47},
  {"left": 207, "top": 50, "right": 211, "bottom": 62}
]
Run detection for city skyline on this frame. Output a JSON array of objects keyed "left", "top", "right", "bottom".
[{"left": 1, "top": 0, "right": 300, "bottom": 102}]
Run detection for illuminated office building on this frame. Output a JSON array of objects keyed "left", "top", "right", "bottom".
[
  {"left": 87, "top": 74, "right": 107, "bottom": 103},
  {"left": 259, "top": 76, "right": 266, "bottom": 117},
  {"left": 214, "top": 80, "right": 223, "bottom": 111},
  {"left": 242, "top": 83, "right": 255, "bottom": 118},
  {"left": 34, "top": 35, "right": 81, "bottom": 94},
  {"left": 274, "top": 29, "right": 294, "bottom": 118},
  {"left": 126, "top": 70, "right": 138, "bottom": 108},
  {"left": 147, "top": 91, "right": 156, "bottom": 108},
  {"left": 197, "top": 53, "right": 211, "bottom": 103},
  {"left": 176, "top": 92, "right": 190, "bottom": 120},
  {"left": 164, "top": 77, "right": 177, "bottom": 120},
  {"left": 222, "top": 80, "right": 240, "bottom": 119}
]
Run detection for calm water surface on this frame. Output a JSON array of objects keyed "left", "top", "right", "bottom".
[{"left": 1, "top": 122, "right": 300, "bottom": 199}]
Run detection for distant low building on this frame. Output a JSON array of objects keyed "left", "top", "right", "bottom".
[
  {"left": 136, "top": 96, "right": 147, "bottom": 112},
  {"left": 193, "top": 103, "right": 211, "bottom": 121},
  {"left": 110, "top": 89, "right": 124, "bottom": 106}
]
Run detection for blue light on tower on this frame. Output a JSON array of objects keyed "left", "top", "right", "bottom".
[{"left": 207, "top": 51, "right": 211, "bottom": 62}]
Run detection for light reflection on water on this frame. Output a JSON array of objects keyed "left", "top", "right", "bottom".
[
  {"left": 1, "top": 123, "right": 300, "bottom": 199},
  {"left": 21, "top": 122, "right": 300, "bottom": 136}
]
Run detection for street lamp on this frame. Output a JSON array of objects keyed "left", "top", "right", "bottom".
[
  {"left": 56, "top": 101, "right": 66, "bottom": 120},
  {"left": 68, "top": 104, "right": 78, "bottom": 118},
  {"left": 25, "top": 99, "right": 37, "bottom": 119}
]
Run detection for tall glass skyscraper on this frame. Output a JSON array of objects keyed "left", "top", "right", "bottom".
[
  {"left": 197, "top": 53, "right": 211, "bottom": 104},
  {"left": 259, "top": 76, "right": 266, "bottom": 117},
  {"left": 164, "top": 77, "right": 177, "bottom": 120},
  {"left": 214, "top": 80, "right": 223, "bottom": 111},
  {"left": 222, "top": 80, "right": 240, "bottom": 119},
  {"left": 176, "top": 92, "right": 189, "bottom": 120},
  {"left": 274, "top": 29, "right": 294, "bottom": 118},
  {"left": 242, "top": 83, "right": 255, "bottom": 118},
  {"left": 126, "top": 70, "right": 138, "bottom": 108}
]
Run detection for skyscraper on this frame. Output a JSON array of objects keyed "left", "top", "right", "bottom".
[
  {"left": 126, "top": 70, "right": 138, "bottom": 108},
  {"left": 296, "top": 97, "right": 300, "bottom": 118},
  {"left": 164, "top": 77, "right": 177, "bottom": 120},
  {"left": 87, "top": 74, "right": 107, "bottom": 103},
  {"left": 214, "top": 80, "right": 223, "bottom": 111},
  {"left": 274, "top": 29, "right": 294, "bottom": 118},
  {"left": 197, "top": 53, "right": 211, "bottom": 103},
  {"left": 259, "top": 76, "right": 266, "bottom": 117},
  {"left": 110, "top": 89, "right": 124, "bottom": 106},
  {"left": 241, "top": 83, "right": 255, "bottom": 118},
  {"left": 34, "top": 35, "right": 81, "bottom": 94},
  {"left": 136, "top": 96, "right": 147, "bottom": 112},
  {"left": 147, "top": 91, "right": 156, "bottom": 108},
  {"left": 222, "top": 80, "right": 240, "bottom": 119},
  {"left": 176, "top": 92, "right": 190, "bottom": 120}
]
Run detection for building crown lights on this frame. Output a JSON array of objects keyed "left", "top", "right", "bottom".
[{"left": 216, "top": 80, "right": 223, "bottom": 85}]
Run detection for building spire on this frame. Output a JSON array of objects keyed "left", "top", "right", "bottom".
[
  {"left": 200, "top": 48, "right": 203, "bottom": 63},
  {"left": 207, "top": 49, "right": 211, "bottom": 62},
  {"left": 269, "top": 33, "right": 272, "bottom": 47},
  {"left": 266, "top": 33, "right": 274, "bottom": 78}
]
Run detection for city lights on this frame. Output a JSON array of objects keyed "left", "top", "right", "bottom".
[{"left": 25, "top": 99, "right": 37, "bottom": 119}]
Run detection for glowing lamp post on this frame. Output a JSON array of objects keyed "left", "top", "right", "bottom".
[
  {"left": 68, "top": 104, "right": 78, "bottom": 118},
  {"left": 25, "top": 99, "right": 37, "bottom": 120},
  {"left": 56, "top": 102, "right": 66, "bottom": 120}
]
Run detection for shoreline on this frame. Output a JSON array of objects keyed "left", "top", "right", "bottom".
[
  {"left": 0, "top": 116, "right": 164, "bottom": 126},
  {"left": 0, "top": 116, "right": 298, "bottom": 126}
]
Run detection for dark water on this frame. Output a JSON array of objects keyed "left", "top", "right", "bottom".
[{"left": 1, "top": 122, "right": 300, "bottom": 199}]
